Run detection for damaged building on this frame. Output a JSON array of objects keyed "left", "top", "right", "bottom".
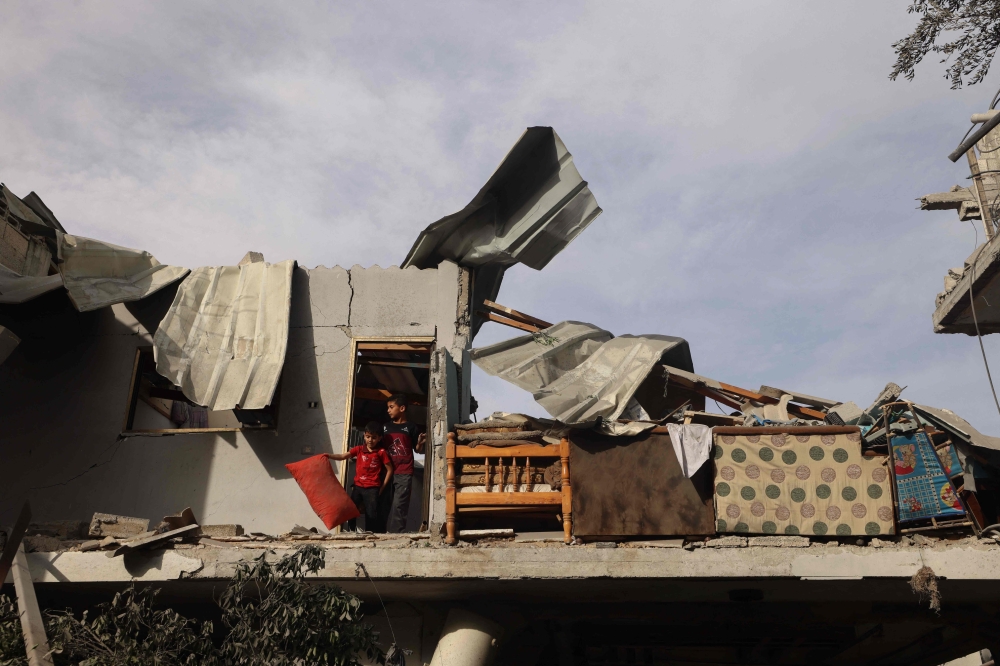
[{"left": 4, "top": 127, "right": 1000, "bottom": 665}]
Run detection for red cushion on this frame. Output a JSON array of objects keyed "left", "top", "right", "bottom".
[{"left": 285, "top": 455, "right": 360, "bottom": 529}]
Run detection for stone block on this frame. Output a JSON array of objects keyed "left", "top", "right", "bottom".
[
  {"left": 706, "top": 536, "right": 747, "bottom": 548},
  {"left": 89, "top": 513, "right": 149, "bottom": 539},
  {"left": 199, "top": 524, "right": 245, "bottom": 538},
  {"left": 632, "top": 539, "right": 685, "bottom": 548}
]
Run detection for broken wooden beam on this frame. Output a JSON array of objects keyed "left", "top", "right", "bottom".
[
  {"left": 354, "top": 387, "right": 426, "bottom": 406},
  {"left": 357, "top": 357, "right": 431, "bottom": 369},
  {"left": 0, "top": 502, "right": 31, "bottom": 586},
  {"left": 12, "top": 541, "right": 54, "bottom": 665},
  {"left": 757, "top": 386, "right": 839, "bottom": 409},
  {"left": 110, "top": 524, "right": 200, "bottom": 557},
  {"left": 475, "top": 309, "right": 542, "bottom": 333},
  {"left": 666, "top": 371, "right": 827, "bottom": 420},
  {"left": 482, "top": 300, "right": 553, "bottom": 329}
]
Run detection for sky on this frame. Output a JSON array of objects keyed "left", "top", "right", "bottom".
[{"left": 3, "top": 2, "right": 1000, "bottom": 430}]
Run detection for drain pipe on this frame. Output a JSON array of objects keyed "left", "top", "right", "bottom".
[{"left": 429, "top": 609, "right": 503, "bottom": 666}]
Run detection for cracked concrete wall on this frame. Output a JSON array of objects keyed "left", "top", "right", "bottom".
[{"left": 0, "top": 260, "right": 468, "bottom": 535}]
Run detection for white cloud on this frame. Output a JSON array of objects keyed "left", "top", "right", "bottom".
[{"left": 4, "top": 1, "right": 1000, "bottom": 430}]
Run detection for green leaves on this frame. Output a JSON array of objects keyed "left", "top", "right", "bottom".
[
  {"left": 890, "top": 0, "right": 1000, "bottom": 88},
  {"left": 0, "top": 546, "right": 383, "bottom": 666}
]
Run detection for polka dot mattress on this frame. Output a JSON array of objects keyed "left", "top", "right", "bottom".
[{"left": 712, "top": 430, "right": 895, "bottom": 536}]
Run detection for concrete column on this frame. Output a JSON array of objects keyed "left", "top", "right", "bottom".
[{"left": 429, "top": 609, "right": 502, "bottom": 666}]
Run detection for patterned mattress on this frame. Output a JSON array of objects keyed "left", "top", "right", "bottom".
[{"left": 712, "top": 428, "right": 895, "bottom": 536}]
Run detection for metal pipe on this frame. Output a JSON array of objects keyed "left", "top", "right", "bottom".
[
  {"left": 972, "top": 111, "right": 1000, "bottom": 124},
  {"left": 950, "top": 111, "right": 1000, "bottom": 162}
]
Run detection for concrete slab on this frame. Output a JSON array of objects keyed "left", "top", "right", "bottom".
[{"left": 18, "top": 543, "right": 1000, "bottom": 586}]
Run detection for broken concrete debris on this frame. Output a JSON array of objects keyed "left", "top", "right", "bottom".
[
  {"left": 88, "top": 513, "right": 149, "bottom": 539},
  {"left": 199, "top": 524, "right": 245, "bottom": 538}
]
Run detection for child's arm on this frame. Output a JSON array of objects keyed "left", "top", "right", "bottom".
[
  {"left": 326, "top": 451, "right": 353, "bottom": 462},
  {"left": 415, "top": 432, "right": 426, "bottom": 454},
  {"left": 380, "top": 459, "right": 394, "bottom": 494}
]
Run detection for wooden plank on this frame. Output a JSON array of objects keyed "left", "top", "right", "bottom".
[
  {"left": 757, "top": 385, "right": 840, "bottom": 409},
  {"left": 455, "top": 506, "right": 558, "bottom": 514},
  {"left": 670, "top": 372, "right": 827, "bottom": 419},
  {"left": 717, "top": 382, "right": 826, "bottom": 420},
  {"left": 475, "top": 310, "right": 541, "bottom": 333},
  {"left": 0, "top": 501, "right": 30, "bottom": 586},
  {"left": 357, "top": 342, "right": 433, "bottom": 352},
  {"left": 713, "top": 425, "right": 860, "bottom": 436},
  {"left": 455, "top": 444, "right": 560, "bottom": 458},
  {"left": 670, "top": 377, "right": 744, "bottom": 411},
  {"left": 455, "top": 492, "right": 563, "bottom": 506},
  {"left": 123, "top": 427, "right": 241, "bottom": 435},
  {"left": 12, "top": 542, "right": 54, "bottom": 665},
  {"left": 354, "top": 387, "right": 426, "bottom": 406},
  {"left": 482, "top": 299, "right": 553, "bottom": 329},
  {"left": 357, "top": 358, "right": 430, "bottom": 369},
  {"left": 111, "top": 524, "right": 200, "bottom": 557}
]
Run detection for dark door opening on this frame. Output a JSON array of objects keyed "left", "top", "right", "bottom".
[{"left": 342, "top": 339, "right": 433, "bottom": 533}]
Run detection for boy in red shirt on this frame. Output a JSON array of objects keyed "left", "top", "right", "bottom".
[
  {"left": 383, "top": 394, "right": 425, "bottom": 533},
  {"left": 327, "top": 421, "right": 393, "bottom": 532}
]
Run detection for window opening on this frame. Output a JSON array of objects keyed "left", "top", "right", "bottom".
[{"left": 122, "top": 348, "right": 279, "bottom": 434}]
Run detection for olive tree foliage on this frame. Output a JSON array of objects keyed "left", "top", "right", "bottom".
[
  {"left": 0, "top": 546, "right": 385, "bottom": 666},
  {"left": 891, "top": 0, "right": 1000, "bottom": 88},
  {"left": 216, "top": 545, "right": 383, "bottom": 665},
  {"left": 0, "top": 596, "right": 26, "bottom": 666}
]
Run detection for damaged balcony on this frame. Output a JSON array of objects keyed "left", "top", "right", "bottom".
[{"left": 922, "top": 110, "right": 1000, "bottom": 335}]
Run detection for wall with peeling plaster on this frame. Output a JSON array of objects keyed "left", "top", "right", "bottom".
[{"left": 0, "top": 260, "right": 470, "bottom": 535}]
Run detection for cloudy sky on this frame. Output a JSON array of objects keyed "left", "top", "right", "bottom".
[{"left": 3, "top": 2, "right": 1000, "bottom": 429}]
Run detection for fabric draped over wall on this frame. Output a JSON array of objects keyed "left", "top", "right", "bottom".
[
  {"left": 153, "top": 258, "right": 294, "bottom": 411},
  {"left": 57, "top": 232, "right": 189, "bottom": 312},
  {"left": 470, "top": 321, "right": 693, "bottom": 433}
]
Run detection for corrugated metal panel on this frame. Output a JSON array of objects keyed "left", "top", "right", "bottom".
[
  {"left": 471, "top": 321, "right": 692, "bottom": 426},
  {"left": 402, "top": 127, "right": 602, "bottom": 333},
  {"left": 153, "top": 258, "right": 294, "bottom": 411},
  {"left": 57, "top": 233, "right": 189, "bottom": 312},
  {"left": 0, "top": 265, "right": 63, "bottom": 304}
]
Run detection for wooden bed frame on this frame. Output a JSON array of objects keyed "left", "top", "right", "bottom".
[{"left": 445, "top": 433, "right": 572, "bottom": 545}]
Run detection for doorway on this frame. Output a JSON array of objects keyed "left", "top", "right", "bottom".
[{"left": 341, "top": 338, "right": 434, "bottom": 532}]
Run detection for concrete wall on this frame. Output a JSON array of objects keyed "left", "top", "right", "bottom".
[{"left": 0, "top": 261, "right": 470, "bottom": 535}]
